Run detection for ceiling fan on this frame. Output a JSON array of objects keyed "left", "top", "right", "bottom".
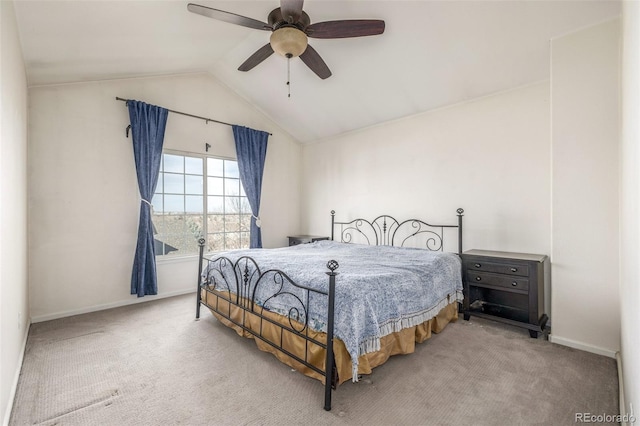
[{"left": 187, "top": 0, "right": 385, "bottom": 79}]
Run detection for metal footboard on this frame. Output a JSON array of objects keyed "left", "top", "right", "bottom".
[{"left": 195, "top": 238, "right": 339, "bottom": 411}]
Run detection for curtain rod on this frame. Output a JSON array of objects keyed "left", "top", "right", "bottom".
[{"left": 115, "top": 97, "right": 272, "bottom": 136}]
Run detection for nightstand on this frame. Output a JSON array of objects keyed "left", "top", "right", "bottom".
[
  {"left": 461, "top": 249, "right": 550, "bottom": 338},
  {"left": 287, "top": 235, "right": 329, "bottom": 246}
]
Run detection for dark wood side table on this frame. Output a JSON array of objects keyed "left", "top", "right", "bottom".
[
  {"left": 287, "top": 235, "right": 330, "bottom": 247},
  {"left": 461, "top": 249, "right": 550, "bottom": 338}
]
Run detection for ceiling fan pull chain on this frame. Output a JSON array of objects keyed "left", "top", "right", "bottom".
[{"left": 287, "top": 54, "right": 291, "bottom": 98}]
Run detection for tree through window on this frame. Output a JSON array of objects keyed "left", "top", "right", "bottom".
[{"left": 152, "top": 152, "right": 251, "bottom": 256}]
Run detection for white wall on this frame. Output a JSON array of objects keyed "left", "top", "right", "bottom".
[
  {"left": 28, "top": 73, "right": 301, "bottom": 321},
  {"left": 550, "top": 19, "right": 620, "bottom": 357},
  {"left": 302, "top": 26, "right": 624, "bottom": 356},
  {"left": 620, "top": 1, "right": 640, "bottom": 419},
  {"left": 302, "top": 82, "right": 552, "bottom": 309},
  {"left": 0, "top": 1, "right": 29, "bottom": 424}
]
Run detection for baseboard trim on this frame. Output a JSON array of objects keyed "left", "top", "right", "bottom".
[
  {"left": 616, "top": 352, "right": 630, "bottom": 425},
  {"left": 548, "top": 334, "right": 617, "bottom": 358},
  {"left": 30, "top": 289, "right": 195, "bottom": 323},
  {"left": 2, "top": 320, "right": 31, "bottom": 426}
]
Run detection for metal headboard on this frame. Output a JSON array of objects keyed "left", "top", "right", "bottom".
[{"left": 330, "top": 208, "right": 464, "bottom": 253}]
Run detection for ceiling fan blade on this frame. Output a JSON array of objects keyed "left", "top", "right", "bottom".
[
  {"left": 299, "top": 45, "right": 332, "bottom": 79},
  {"left": 238, "top": 44, "right": 275, "bottom": 72},
  {"left": 280, "top": 0, "right": 304, "bottom": 24},
  {"left": 306, "top": 20, "right": 385, "bottom": 39},
  {"left": 187, "top": 3, "right": 271, "bottom": 31}
]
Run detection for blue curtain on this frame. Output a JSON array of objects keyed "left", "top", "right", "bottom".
[
  {"left": 232, "top": 125, "right": 269, "bottom": 249},
  {"left": 128, "top": 100, "right": 168, "bottom": 297}
]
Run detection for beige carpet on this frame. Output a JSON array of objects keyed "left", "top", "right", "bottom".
[{"left": 10, "top": 294, "right": 618, "bottom": 425}]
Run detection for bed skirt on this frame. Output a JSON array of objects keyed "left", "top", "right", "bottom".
[{"left": 201, "top": 289, "right": 458, "bottom": 385}]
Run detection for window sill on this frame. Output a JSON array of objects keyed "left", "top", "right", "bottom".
[
  {"left": 155, "top": 254, "right": 199, "bottom": 265},
  {"left": 155, "top": 250, "right": 229, "bottom": 265}
]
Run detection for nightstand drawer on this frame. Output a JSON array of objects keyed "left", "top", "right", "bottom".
[
  {"left": 464, "top": 260, "right": 529, "bottom": 277},
  {"left": 467, "top": 271, "right": 529, "bottom": 292}
]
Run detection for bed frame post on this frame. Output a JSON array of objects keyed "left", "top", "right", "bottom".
[
  {"left": 196, "top": 238, "right": 206, "bottom": 319},
  {"left": 456, "top": 208, "right": 464, "bottom": 254},
  {"left": 324, "top": 260, "right": 339, "bottom": 411},
  {"left": 330, "top": 210, "right": 335, "bottom": 241}
]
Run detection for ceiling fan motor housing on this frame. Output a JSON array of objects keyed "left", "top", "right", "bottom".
[{"left": 268, "top": 7, "right": 311, "bottom": 29}]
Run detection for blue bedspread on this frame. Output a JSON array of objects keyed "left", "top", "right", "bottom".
[{"left": 203, "top": 240, "right": 463, "bottom": 380}]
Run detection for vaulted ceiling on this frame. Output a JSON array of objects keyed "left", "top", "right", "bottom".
[{"left": 13, "top": 0, "right": 621, "bottom": 143}]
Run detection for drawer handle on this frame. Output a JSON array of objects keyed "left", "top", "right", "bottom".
[
  {"left": 511, "top": 282, "right": 518, "bottom": 286},
  {"left": 475, "top": 276, "right": 482, "bottom": 281},
  {"left": 474, "top": 263, "right": 481, "bottom": 268},
  {"left": 511, "top": 267, "right": 517, "bottom": 272}
]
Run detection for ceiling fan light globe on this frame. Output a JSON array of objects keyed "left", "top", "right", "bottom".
[{"left": 270, "top": 27, "right": 308, "bottom": 57}]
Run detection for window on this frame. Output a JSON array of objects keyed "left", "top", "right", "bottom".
[{"left": 152, "top": 152, "right": 251, "bottom": 257}]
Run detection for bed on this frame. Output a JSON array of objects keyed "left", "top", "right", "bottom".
[{"left": 195, "top": 208, "right": 464, "bottom": 410}]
